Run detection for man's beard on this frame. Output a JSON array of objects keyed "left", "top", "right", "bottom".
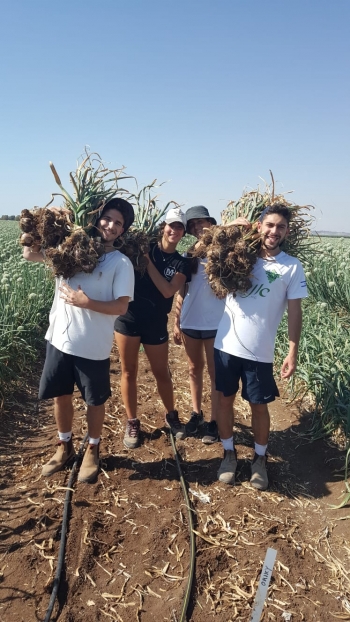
[{"left": 262, "top": 236, "right": 283, "bottom": 250}]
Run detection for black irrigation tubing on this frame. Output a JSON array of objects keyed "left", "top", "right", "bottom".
[
  {"left": 169, "top": 430, "right": 196, "bottom": 622},
  {"left": 43, "top": 429, "right": 195, "bottom": 622},
  {"left": 43, "top": 432, "right": 89, "bottom": 622}
]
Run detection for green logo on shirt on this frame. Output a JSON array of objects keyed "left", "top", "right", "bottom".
[
  {"left": 240, "top": 284, "right": 271, "bottom": 298},
  {"left": 266, "top": 270, "right": 281, "bottom": 284}
]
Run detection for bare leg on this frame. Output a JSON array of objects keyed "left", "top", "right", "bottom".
[
  {"left": 114, "top": 332, "right": 141, "bottom": 420},
  {"left": 86, "top": 404, "right": 106, "bottom": 438},
  {"left": 217, "top": 393, "right": 236, "bottom": 439},
  {"left": 54, "top": 394, "right": 74, "bottom": 432},
  {"left": 143, "top": 342, "right": 174, "bottom": 413},
  {"left": 182, "top": 333, "right": 204, "bottom": 414},
  {"left": 203, "top": 338, "right": 220, "bottom": 422},
  {"left": 250, "top": 403, "right": 270, "bottom": 445}
]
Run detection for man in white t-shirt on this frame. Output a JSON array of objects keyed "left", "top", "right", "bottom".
[
  {"left": 23, "top": 198, "right": 135, "bottom": 483},
  {"left": 214, "top": 204, "right": 308, "bottom": 490}
]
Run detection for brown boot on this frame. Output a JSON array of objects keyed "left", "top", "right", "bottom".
[
  {"left": 78, "top": 443, "right": 100, "bottom": 483},
  {"left": 42, "top": 438, "right": 75, "bottom": 477}
]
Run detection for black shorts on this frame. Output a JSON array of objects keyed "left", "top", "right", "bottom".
[
  {"left": 39, "top": 342, "right": 111, "bottom": 406},
  {"left": 114, "top": 314, "right": 168, "bottom": 346},
  {"left": 214, "top": 349, "right": 279, "bottom": 404},
  {"left": 182, "top": 328, "right": 217, "bottom": 340}
]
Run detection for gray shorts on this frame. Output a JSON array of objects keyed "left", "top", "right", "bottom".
[
  {"left": 39, "top": 342, "right": 111, "bottom": 406},
  {"left": 181, "top": 328, "right": 217, "bottom": 340}
]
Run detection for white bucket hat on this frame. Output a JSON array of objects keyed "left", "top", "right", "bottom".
[{"left": 164, "top": 207, "right": 186, "bottom": 227}]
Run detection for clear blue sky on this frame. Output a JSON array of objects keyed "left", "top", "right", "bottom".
[{"left": 0, "top": 0, "right": 349, "bottom": 231}]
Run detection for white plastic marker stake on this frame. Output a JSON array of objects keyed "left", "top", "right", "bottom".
[{"left": 250, "top": 547, "right": 277, "bottom": 622}]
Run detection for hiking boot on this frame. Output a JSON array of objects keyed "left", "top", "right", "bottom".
[
  {"left": 165, "top": 410, "right": 186, "bottom": 440},
  {"left": 217, "top": 449, "right": 237, "bottom": 485},
  {"left": 78, "top": 443, "right": 100, "bottom": 483},
  {"left": 185, "top": 411, "right": 204, "bottom": 435},
  {"left": 42, "top": 438, "right": 75, "bottom": 477},
  {"left": 123, "top": 419, "right": 141, "bottom": 449},
  {"left": 202, "top": 420, "right": 219, "bottom": 444},
  {"left": 250, "top": 453, "right": 268, "bottom": 490}
]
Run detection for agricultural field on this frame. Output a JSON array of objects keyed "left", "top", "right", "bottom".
[
  {"left": 0, "top": 221, "right": 53, "bottom": 400},
  {"left": 276, "top": 237, "right": 350, "bottom": 446},
  {"left": 1, "top": 229, "right": 350, "bottom": 621}
]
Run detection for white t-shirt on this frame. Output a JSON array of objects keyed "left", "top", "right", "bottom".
[
  {"left": 180, "top": 258, "right": 225, "bottom": 330},
  {"left": 45, "top": 251, "right": 134, "bottom": 360},
  {"left": 214, "top": 252, "right": 307, "bottom": 363}
]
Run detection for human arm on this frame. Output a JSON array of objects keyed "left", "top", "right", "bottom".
[
  {"left": 59, "top": 283, "right": 130, "bottom": 316},
  {"left": 173, "top": 283, "right": 186, "bottom": 345},
  {"left": 22, "top": 245, "right": 45, "bottom": 263},
  {"left": 145, "top": 255, "right": 187, "bottom": 298},
  {"left": 280, "top": 298, "right": 303, "bottom": 379}
]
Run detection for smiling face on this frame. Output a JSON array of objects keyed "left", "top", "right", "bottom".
[
  {"left": 258, "top": 213, "right": 289, "bottom": 256},
  {"left": 97, "top": 208, "right": 125, "bottom": 245},
  {"left": 187, "top": 218, "right": 213, "bottom": 239},
  {"left": 163, "top": 221, "right": 185, "bottom": 245}
]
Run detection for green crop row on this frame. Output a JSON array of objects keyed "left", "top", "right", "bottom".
[
  {"left": 0, "top": 221, "right": 54, "bottom": 400},
  {"left": 275, "top": 237, "right": 350, "bottom": 443}
]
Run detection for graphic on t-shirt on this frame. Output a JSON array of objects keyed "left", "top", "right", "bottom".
[
  {"left": 265, "top": 270, "right": 281, "bottom": 284},
  {"left": 164, "top": 266, "right": 176, "bottom": 279},
  {"left": 240, "top": 283, "right": 271, "bottom": 298}
]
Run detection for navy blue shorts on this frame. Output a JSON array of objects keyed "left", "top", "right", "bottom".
[
  {"left": 114, "top": 314, "right": 168, "bottom": 345},
  {"left": 181, "top": 328, "right": 217, "bottom": 340},
  {"left": 214, "top": 349, "right": 279, "bottom": 404},
  {"left": 39, "top": 342, "right": 111, "bottom": 406}
]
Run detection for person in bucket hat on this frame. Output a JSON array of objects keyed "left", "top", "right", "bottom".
[
  {"left": 185, "top": 205, "right": 217, "bottom": 231},
  {"left": 174, "top": 205, "right": 249, "bottom": 444},
  {"left": 114, "top": 207, "right": 192, "bottom": 448}
]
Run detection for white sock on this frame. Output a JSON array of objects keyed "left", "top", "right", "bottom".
[
  {"left": 221, "top": 437, "right": 234, "bottom": 451},
  {"left": 58, "top": 431, "right": 72, "bottom": 442},
  {"left": 255, "top": 443, "right": 267, "bottom": 456},
  {"left": 89, "top": 437, "right": 100, "bottom": 446}
]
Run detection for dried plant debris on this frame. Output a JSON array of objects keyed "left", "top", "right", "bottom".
[
  {"left": 192, "top": 504, "right": 350, "bottom": 619},
  {"left": 20, "top": 156, "right": 180, "bottom": 277},
  {"left": 196, "top": 173, "right": 315, "bottom": 299},
  {"left": 19, "top": 149, "right": 129, "bottom": 278},
  {"left": 192, "top": 224, "right": 259, "bottom": 299},
  {"left": 115, "top": 229, "right": 152, "bottom": 274}
]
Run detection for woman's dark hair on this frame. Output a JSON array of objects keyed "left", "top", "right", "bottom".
[{"left": 186, "top": 246, "right": 199, "bottom": 274}]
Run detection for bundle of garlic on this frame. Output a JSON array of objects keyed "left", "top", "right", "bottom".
[
  {"left": 20, "top": 149, "right": 129, "bottom": 279},
  {"left": 193, "top": 173, "right": 314, "bottom": 298}
]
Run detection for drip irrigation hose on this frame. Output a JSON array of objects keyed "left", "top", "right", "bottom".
[
  {"left": 169, "top": 430, "right": 196, "bottom": 622},
  {"left": 43, "top": 432, "right": 89, "bottom": 622},
  {"left": 43, "top": 430, "right": 195, "bottom": 622}
]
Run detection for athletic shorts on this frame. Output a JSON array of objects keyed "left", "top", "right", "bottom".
[
  {"left": 39, "top": 342, "right": 111, "bottom": 406},
  {"left": 181, "top": 328, "right": 217, "bottom": 340},
  {"left": 114, "top": 314, "right": 168, "bottom": 345},
  {"left": 214, "top": 348, "right": 279, "bottom": 404}
]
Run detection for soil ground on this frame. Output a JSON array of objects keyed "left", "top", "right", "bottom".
[{"left": 1, "top": 311, "right": 349, "bottom": 622}]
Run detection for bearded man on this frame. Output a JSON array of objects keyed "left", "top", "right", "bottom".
[{"left": 214, "top": 204, "right": 308, "bottom": 490}]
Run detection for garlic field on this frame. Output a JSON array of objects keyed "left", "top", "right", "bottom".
[
  {"left": 0, "top": 221, "right": 53, "bottom": 398},
  {"left": 275, "top": 237, "right": 350, "bottom": 445},
  {"left": 1, "top": 220, "right": 349, "bottom": 450}
]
